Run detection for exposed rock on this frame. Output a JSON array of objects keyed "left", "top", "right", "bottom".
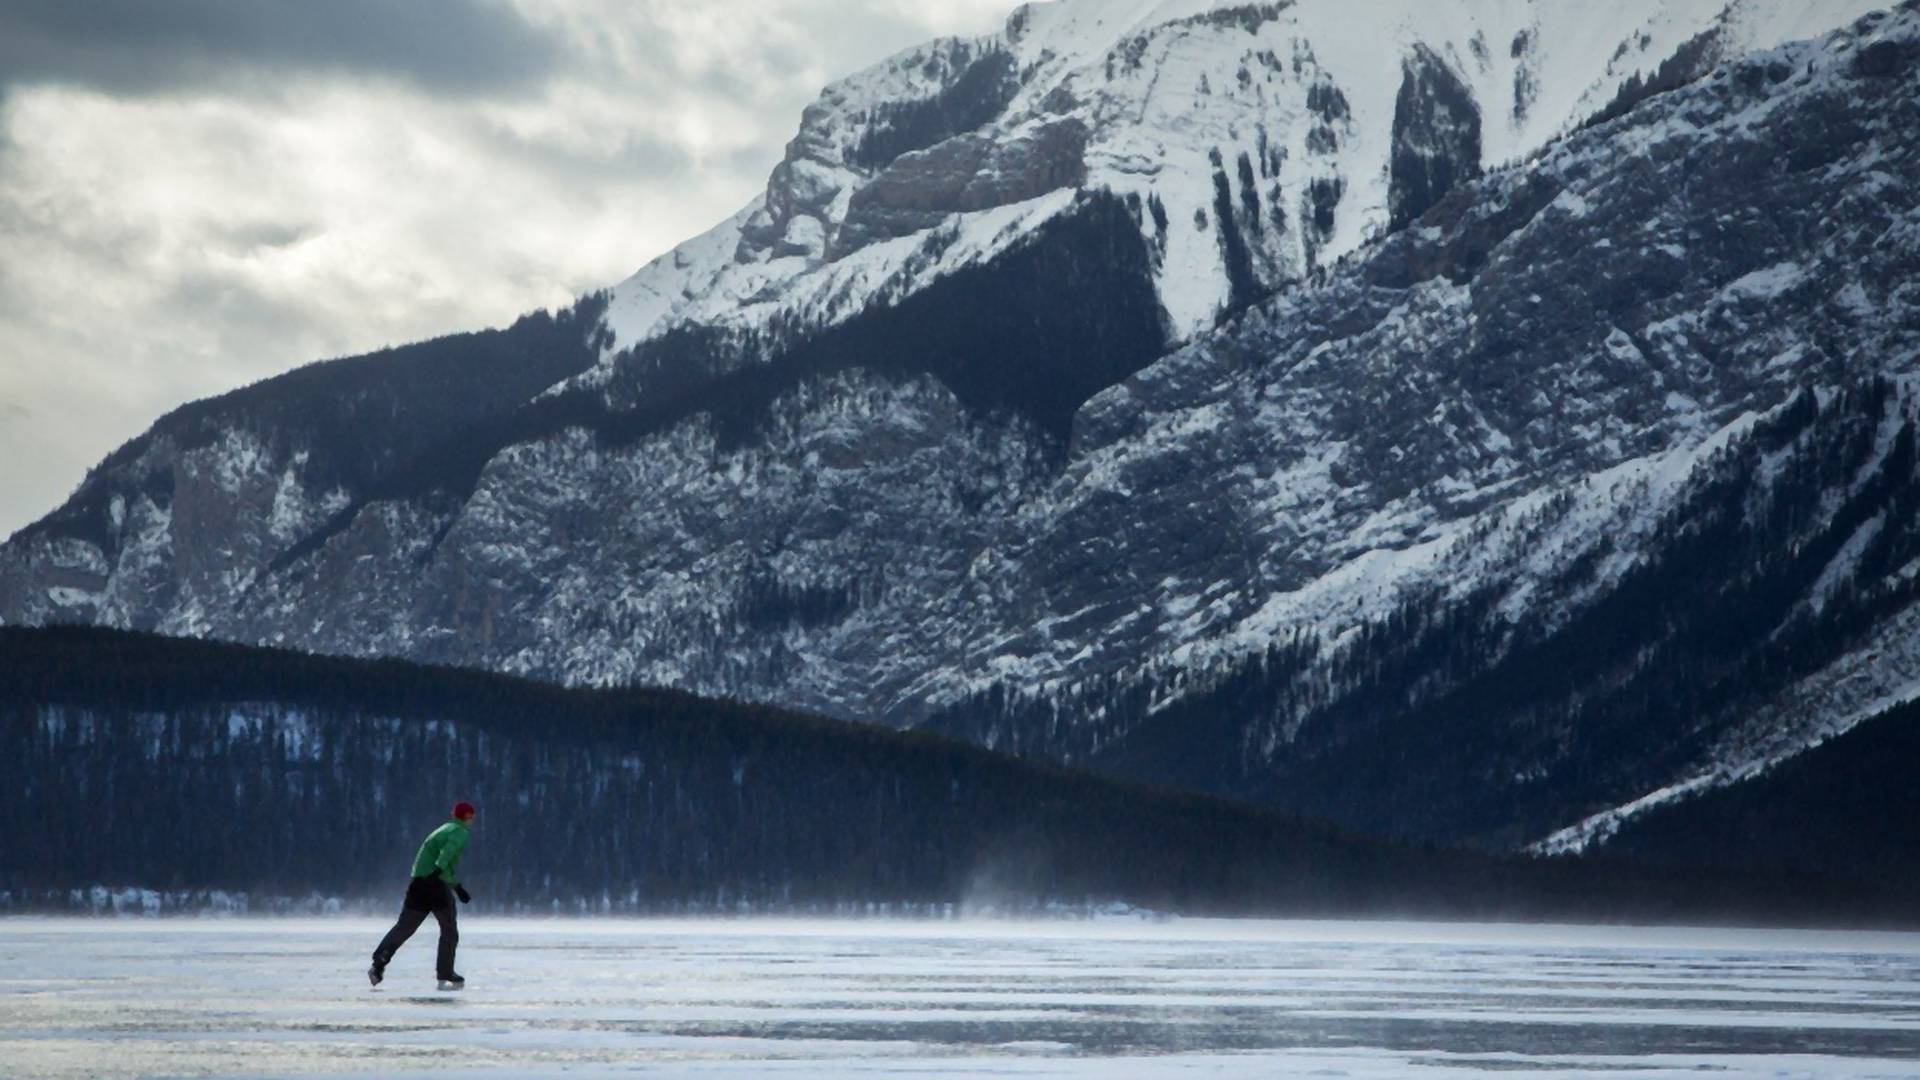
[
  {"left": 835, "top": 119, "right": 1089, "bottom": 254},
  {"left": 1388, "top": 46, "right": 1483, "bottom": 230},
  {"left": 2, "top": 1, "right": 1912, "bottom": 855}
]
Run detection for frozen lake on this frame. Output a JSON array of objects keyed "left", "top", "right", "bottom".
[{"left": 1, "top": 917, "right": 1918, "bottom": 1078}]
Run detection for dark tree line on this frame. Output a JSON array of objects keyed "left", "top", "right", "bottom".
[
  {"left": 1602, "top": 691, "right": 1920, "bottom": 887},
  {"left": 1580, "top": 27, "right": 1722, "bottom": 134},
  {"left": 2, "top": 626, "right": 1899, "bottom": 924},
  {"left": 0, "top": 626, "right": 1425, "bottom": 914},
  {"left": 846, "top": 42, "right": 1017, "bottom": 171}
]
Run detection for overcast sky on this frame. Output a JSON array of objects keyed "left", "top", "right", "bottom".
[{"left": 0, "top": 0, "right": 1014, "bottom": 537}]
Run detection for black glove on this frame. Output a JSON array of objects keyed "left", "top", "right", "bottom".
[{"left": 455, "top": 884, "right": 471, "bottom": 904}]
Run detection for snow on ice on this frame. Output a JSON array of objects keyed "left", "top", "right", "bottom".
[{"left": 1, "top": 917, "right": 1917, "bottom": 1079}]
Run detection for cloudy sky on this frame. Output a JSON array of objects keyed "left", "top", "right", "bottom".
[{"left": 0, "top": 0, "right": 1014, "bottom": 537}]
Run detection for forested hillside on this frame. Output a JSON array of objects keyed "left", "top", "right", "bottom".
[
  {"left": 0, "top": 626, "right": 1434, "bottom": 915},
  {"left": 2, "top": 627, "right": 1897, "bottom": 924},
  {"left": 1598, "top": 694, "right": 1920, "bottom": 889},
  {"left": 928, "top": 377, "right": 1920, "bottom": 852}
]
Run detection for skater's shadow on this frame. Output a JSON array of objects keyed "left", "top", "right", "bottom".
[{"left": 389, "top": 996, "right": 461, "bottom": 1006}]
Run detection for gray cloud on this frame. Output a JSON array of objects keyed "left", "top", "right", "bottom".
[
  {"left": 470, "top": 119, "right": 700, "bottom": 185},
  {"left": 0, "top": 0, "right": 566, "bottom": 98},
  {"left": 210, "top": 219, "right": 315, "bottom": 256},
  {"left": 0, "top": 0, "right": 1016, "bottom": 537}
]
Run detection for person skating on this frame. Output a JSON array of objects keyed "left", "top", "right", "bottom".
[{"left": 369, "top": 801, "right": 476, "bottom": 990}]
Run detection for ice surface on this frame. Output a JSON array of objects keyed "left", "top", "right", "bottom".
[{"left": 1, "top": 918, "right": 1917, "bottom": 1078}]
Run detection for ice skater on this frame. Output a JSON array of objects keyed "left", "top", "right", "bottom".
[{"left": 369, "top": 801, "right": 476, "bottom": 990}]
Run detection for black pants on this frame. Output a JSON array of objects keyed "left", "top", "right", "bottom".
[{"left": 372, "top": 876, "right": 458, "bottom": 979}]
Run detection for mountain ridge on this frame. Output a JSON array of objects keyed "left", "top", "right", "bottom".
[
  {"left": 597, "top": 0, "right": 1887, "bottom": 354},
  {"left": 3, "top": 0, "right": 1916, "bottom": 860}
]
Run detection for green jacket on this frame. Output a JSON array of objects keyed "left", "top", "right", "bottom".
[{"left": 410, "top": 820, "right": 471, "bottom": 884}]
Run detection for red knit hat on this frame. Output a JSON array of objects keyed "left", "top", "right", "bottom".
[{"left": 452, "top": 801, "right": 477, "bottom": 820}]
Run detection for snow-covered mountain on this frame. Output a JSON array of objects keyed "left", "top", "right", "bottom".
[
  {"left": 3, "top": 0, "right": 1916, "bottom": 854},
  {"left": 597, "top": 0, "right": 1883, "bottom": 349}
]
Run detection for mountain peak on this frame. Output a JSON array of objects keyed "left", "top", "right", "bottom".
[{"left": 601, "top": 0, "right": 1887, "bottom": 354}]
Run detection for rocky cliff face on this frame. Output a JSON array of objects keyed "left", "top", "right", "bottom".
[
  {"left": 597, "top": 0, "right": 1887, "bottom": 350},
  {"left": 3, "top": 0, "right": 1914, "bottom": 852}
]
